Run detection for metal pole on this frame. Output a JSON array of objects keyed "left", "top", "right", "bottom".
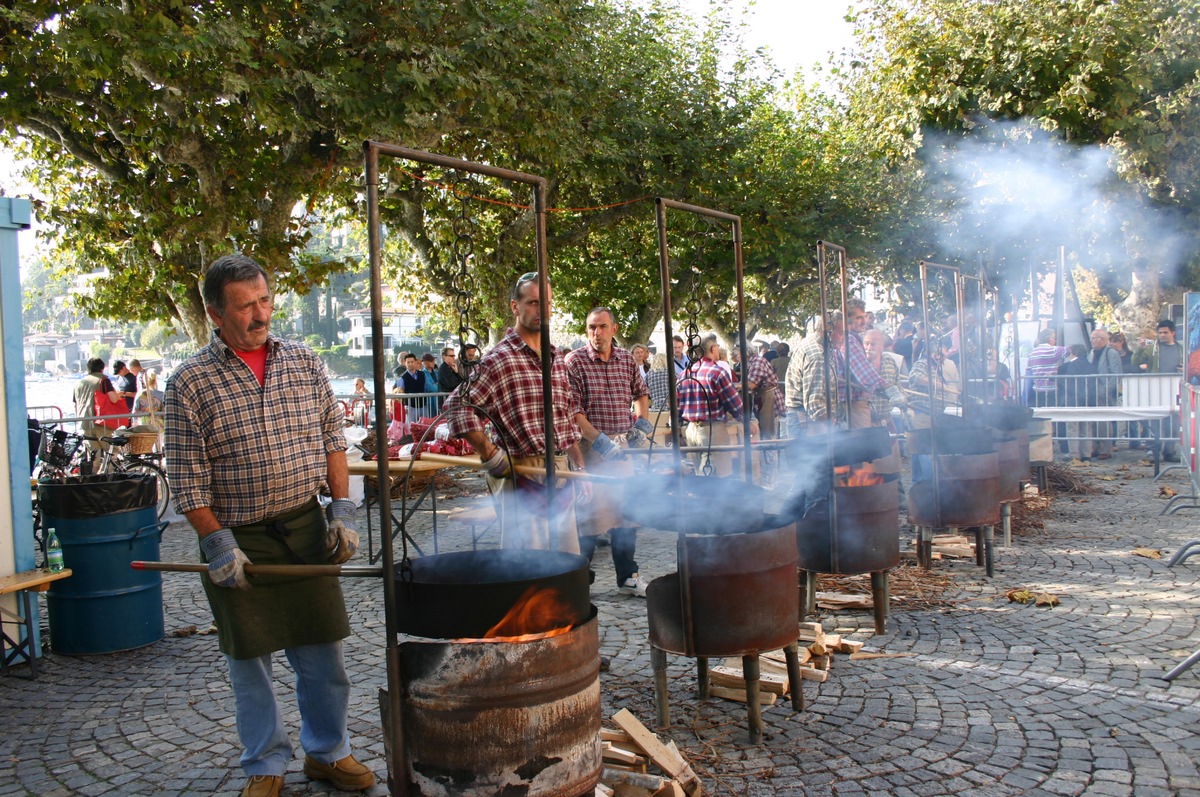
[{"left": 363, "top": 140, "right": 408, "bottom": 797}]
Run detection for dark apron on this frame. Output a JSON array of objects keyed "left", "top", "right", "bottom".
[{"left": 201, "top": 498, "right": 351, "bottom": 660}]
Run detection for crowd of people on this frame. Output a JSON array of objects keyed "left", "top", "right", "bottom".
[
  {"left": 135, "top": 251, "right": 1191, "bottom": 797},
  {"left": 71, "top": 356, "right": 166, "bottom": 451}
]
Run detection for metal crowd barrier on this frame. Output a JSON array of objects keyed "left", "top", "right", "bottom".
[{"left": 1021, "top": 372, "right": 1179, "bottom": 460}]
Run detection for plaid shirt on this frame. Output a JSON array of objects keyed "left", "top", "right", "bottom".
[
  {"left": 678, "top": 357, "right": 744, "bottom": 423},
  {"left": 165, "top": 332, "right": 347, "bottom": 526},
  {"left": 743, "top": 354, "right": 785, "bottom": 419},
  {"left": 565, "top": 343, "right": 649, "bottom": 435},
  {"left": 443, "top": 327, "right": 582, "bottom": 457},
  {"left": 867, "top": 355, "right": 901, "bottom": 423},
  {"left": 843, "top": 331, "right": 887, "bottom": 398},
  {"left": 789, "top": 334, "right": 842, "bottom": 423}
]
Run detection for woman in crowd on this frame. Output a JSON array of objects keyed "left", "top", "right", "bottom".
[{"left": 631, "top": 343, "right": 651, "bottom": 376}]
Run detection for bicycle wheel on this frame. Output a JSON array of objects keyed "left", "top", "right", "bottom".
[{"left": 123, "top": 461, "right": 171, "bottom": 520}]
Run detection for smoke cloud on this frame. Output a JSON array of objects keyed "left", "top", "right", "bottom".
[{"left": 917, "top": 118, "right": 1191, "bottom": 293}]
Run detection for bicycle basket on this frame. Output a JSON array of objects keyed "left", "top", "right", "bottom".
[
  {"left": 40, "top": 429, "right": 85, "bottom": 468},
  {"left": 127, "top": 433, "right": 159, "bottom": 455}
]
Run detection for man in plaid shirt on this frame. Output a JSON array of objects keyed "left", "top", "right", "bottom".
[
  {"left": 442, "top": 272, "right": 588, "bottom": 553},
  {"left": 742, "top": 347, "right": 785, "bottom": 486},
  {"left": 678, "top": 334, "right": 747, "bottom": 477},
  {"left": 166, "top": 255, "right": 372, "bottom": 797},
  {"left": 566, "top": 307, "right": 653, "bottom": 597},
  {"left": 785, "top": 311, "right": 844, "bottom": 438}
]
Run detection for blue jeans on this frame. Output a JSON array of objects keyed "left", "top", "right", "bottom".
[{"left": 226, "top": 641, "right": 352, "bottom": 776}]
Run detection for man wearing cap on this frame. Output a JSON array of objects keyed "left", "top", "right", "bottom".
[
  {"left": 165, "top": 254, "right": 372, "bottom": 797},
  {"left": 442, "top": 272, "right": 588, "bottom": 552},
  {"left": 566, "top": 306, "right": 653, "bottom": 597}
]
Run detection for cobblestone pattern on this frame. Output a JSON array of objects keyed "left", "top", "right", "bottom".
[{"left": 2, "top": 453, "right": 1199, "bottom": 795}]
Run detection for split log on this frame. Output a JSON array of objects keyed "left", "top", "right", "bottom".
[
  {"left": 708, "top": 684, "right": 778, "bottom": 705},
  {"left": 612, "top": 709, "right": 701, "bottom": 796},
  {"left": 709, "top": 665, "right": 789, "bottom": 695}
]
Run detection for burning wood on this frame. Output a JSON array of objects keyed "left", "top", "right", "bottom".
[
  {"left": 478, "top": 586, "right": 576, "bottom": 642},
  {"left": 833, "top": 461, "right": 884, "bottom": 487}
]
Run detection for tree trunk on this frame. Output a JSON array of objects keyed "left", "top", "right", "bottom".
[
  {"left": 172, "top": 281, "right": 212, "bottom": 351},
  {"left": 1116, "top": 269, "right": 1163, "bottom": 343}
]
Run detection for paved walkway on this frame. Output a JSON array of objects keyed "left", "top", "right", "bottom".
[{"left": 3, "top": 449, "right": 1200, "bottom": 796}]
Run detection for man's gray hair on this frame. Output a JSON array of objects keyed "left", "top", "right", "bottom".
[
  {"left": 203, "top": 254, "right": 268, "bottom": 313},
  {"left": 699, "top": 333, "right": 719, "bottom": 357}
]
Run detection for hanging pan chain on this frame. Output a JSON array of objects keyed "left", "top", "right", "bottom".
[{"left": 448, "top": 172, "right": 482, "bottom": 401}]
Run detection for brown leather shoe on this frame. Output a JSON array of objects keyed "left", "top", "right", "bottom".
[
  {"left": 303, "top": 754, "right": 375, "bottom": 791},
  {"left": 241, "top": 774, "right": 283, "bottom": 797}
]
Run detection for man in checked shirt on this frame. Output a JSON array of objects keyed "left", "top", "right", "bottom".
[
  {"left": 677, "top": 334, "right": 749, "bottom": 477},
  {"left": 842, "top": 298, "right": 907, "bottom": 428},
  {"left": 566, "top": 307, "right": 654, "bottom": 597},
  {"left": 442, "top": 272, "right": 589, "bottom": 552},
  {"left": 166, "top": 255, "right": 372, "bottom": 797}
]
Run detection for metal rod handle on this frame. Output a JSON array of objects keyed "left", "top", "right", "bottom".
[{"left": 131, "top": 561, "right": 384, "bottom": 577}]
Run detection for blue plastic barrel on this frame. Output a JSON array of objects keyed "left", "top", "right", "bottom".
[{"left": 39, "top": 474, "right": 166, "bottom": 655}]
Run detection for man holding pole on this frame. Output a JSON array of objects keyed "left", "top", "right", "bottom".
[
  {"left": 566, "top": 307, "right": 653, "bottom": 597},
  {"left": 442, "top": 271, "right": 589, "bottom": 552},
  {"left": 165, "top": 255, "right": 372, "bottom": 797}
]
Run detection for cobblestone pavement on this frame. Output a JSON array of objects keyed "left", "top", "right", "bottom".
[{"left": 3, "top": 449, "right": 1200, "bottom": 796}]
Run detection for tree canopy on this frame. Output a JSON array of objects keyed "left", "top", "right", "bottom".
[{"left": 2, "top": 0, "right": 907, "bottom": 349}]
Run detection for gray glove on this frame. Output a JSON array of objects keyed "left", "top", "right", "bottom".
[
  {"left": 200, "top": 529, "right": 251, "bottom": 590},
  {"left": 325, "top": 498, "right": 360, "bottom": 564},
  {"left": 884, "top": 385, "right": 908, "bottom": 409},
  {"left": 592, "top": 432, "right": 623, "bottom": 461},
  {"left": 483, "top": 446, "right": 512, "bottom": 478},
  {"left": 624, "top": 417, "right": 654, "bottom": 448}
]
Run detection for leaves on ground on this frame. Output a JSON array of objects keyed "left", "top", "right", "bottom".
[
  {"left": 1132, "top": 548, "right": 1163, "bottom": 559},
  {"left": 1159, "top": 486, "right": 1178, "bottom": 498},
  {"left": 1006, "top": 588, "right": 1060, "bottom": 607}
]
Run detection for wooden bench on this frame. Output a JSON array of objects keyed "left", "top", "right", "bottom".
[{"left": 1, "top": 568, "right": 73, "bottom": 679}]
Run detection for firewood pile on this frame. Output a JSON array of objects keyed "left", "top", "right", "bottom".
[{"left": 598, "top": 708, "right": 702, "bottom": 796}]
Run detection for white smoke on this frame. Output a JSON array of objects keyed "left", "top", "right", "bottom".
[{"left": 917, "top": 119, "right": 1190, "bottom": 289}]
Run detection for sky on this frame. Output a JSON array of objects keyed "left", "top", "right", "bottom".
[{"left": 673, "top": 0, "right": 859, "bottom": 79}]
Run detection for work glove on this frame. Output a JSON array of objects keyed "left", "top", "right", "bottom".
[
  {"left": 624, "top": 417, "right": 654, "bottom": 448},
  {"left": 884, "top": 385, "right": 908, "bottom": 409},
  {"left": 200, "top": 529, "right": 251, "bottom": 590},
  {"left": 591, "top": 432, "right": 623, "bottom": 461},
  {"left": 483, "top": 446, "right": 513, "bottom": 478},
  {"left": 325, "top": 498, "right": 360, "bottom": 565}
]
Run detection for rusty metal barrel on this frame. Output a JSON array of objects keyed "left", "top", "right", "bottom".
[
  {"left": 795, "top": 475, "right": 900, "bottom": 574},
  {"left": 992, "top": 431, "right": 1023, "bottom": 502},
  {"left": 647, "top": 519, "right": 799, "bottom": 658},
  {"left": 907, "top": 427, "right": 1000, "bottom": 527},
  {"left": 398, "top": 611, "right": 602, "bottom": 797}
]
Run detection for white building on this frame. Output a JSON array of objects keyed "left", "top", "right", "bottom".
[{"left": 342, "top": 306, "right": 427, "bottom": 357}]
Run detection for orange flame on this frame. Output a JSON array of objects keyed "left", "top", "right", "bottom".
[
  {"left": 480, "top": 586, "right": 576, "bottom": 642},
  {"left": 835, "top": 462, "right": 884, "bottom": 487}
]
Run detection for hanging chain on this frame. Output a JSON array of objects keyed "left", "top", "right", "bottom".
[
  {"left": 448, "top": 173, "right": 480, "bottom": 399},
  {"left": 682, "top": 222, "right": 706, "bottom": 367}
]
